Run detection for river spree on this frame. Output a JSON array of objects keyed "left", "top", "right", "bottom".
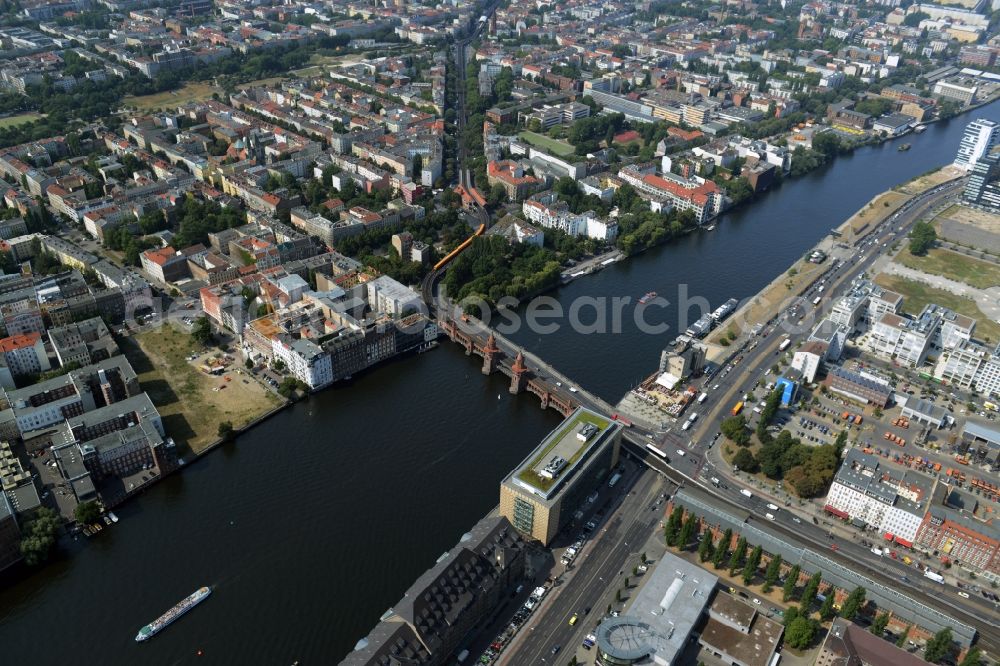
[{"left": 1, "top": 102, "right": 998, "bottom": 664}]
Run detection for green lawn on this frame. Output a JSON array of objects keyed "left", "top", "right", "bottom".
[
  {"left": 516, "top": 411, "right": 610, "bottom": 493},
  {"left": 518, "top": 131, "right": 576, "bottom": 158},
  {"left": 895, "top": 247, "right": 1000, "bottom": 290},
  {"left": 0, "top": 113, "right": 42, "bottom": 129},
  {"left": 874, "top": 274, "right": 1000, "bottom": 344}
]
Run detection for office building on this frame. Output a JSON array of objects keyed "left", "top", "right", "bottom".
[
  {"left": 963, "top": 153, "right": 1000, "bottom": 212},
  {"left": 825, "top": 366, "right": 893, "bottom": 406},
  {"left": 500, "top": 408, "right": 621, "bottom": 545},
  {"left": 865, "top": 311, "right": 938, "bottom": 368},
  {"left": 954, "top": 118, "right": 999, "bottom": 171},
  {"left": 341, "top": 515, "right": 526, "bottom": 666},
  {"left": 595, "top": 550, "right": 717, "bottom": 666}
]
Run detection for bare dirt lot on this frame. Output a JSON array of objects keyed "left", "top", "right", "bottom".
[{"left": 121, "top": 323, "right": 283, "bottom": 455}]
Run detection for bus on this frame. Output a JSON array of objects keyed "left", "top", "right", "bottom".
[
  {"left": 731, "top": 401, "right": 744, "bottom": 416},
  {"left": 812, "top": 296, "right": 821, "bottom": 306},
  {"left": 778, "top": 338, "right": 791, "bottom": 352},
  {"left": 607, "top": 472, "right": 623, "bottom": 488},
  {"left": 697, "top": 392, "right": 708, "bottom": 403},
  {"left": 646, "top": 443, "right": 669, "bottom": 459}
]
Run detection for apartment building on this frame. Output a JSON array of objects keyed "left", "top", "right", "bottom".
[
  {"left": 0, "top": 331, "right": 49, "bottom": 377},
  {"left": 487, "top": 160, "right": 541, "bottom": 202},
  {"left": 915, "top": 485, "right": 1000, "bottom": 581},
  {"left": 866, "top": 311, "right": 939, "bottom": 368},
  {"left": 824, "top": 449, "right": 930, "bottom": 546}
]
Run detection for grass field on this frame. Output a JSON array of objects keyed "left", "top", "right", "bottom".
[
  {"left": 895, "top": 247, "right": 1000, "bottom": 290},
  {"left": 874, "top": 273, "right": 1000, "bottom": 344},
  {"left": 121, "top": 324, "right": 283, "bottom": 455},
  {"left": 518, "top": 131, "right": 576, "bottom": 157},
  {"left": 0, "top": 113, "right": 43, "bottom": 129},
  {"left": 124, "top": 82, "right": 221, "bottom": 112}
]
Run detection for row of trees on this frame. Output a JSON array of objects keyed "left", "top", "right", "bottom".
[{"left": 666, "top": 507, "right": 970, "bottom": 663}]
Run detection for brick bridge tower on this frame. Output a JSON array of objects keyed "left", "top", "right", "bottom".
[
  {"left": 482, "top": 333, "right": 501, "bottom": 375},
  {"left": 509, "top": 350, "right": 528, "bottom": 394}
]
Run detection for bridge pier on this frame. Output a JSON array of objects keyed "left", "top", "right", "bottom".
[
  {"left": 482, "top": 333, "right": 500, "bottom": 375},
  {"left": 510, "top": 351, "right": 528, "bottom": 394}
]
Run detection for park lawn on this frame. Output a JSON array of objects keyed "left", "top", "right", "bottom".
[
  {"left": 124, "top": 82, "right": 221, "bottom": 112},
  {"left": 518, "top": 131, "right": 576, "bottom": 157},
  {"left": 121, "top": 324, "right": 283, "bottom": 455},
  {"left": 895, "top": 247, "right": 1000, "bottom": 290},
  {"left": 0, "top": 113, "right": 43, "bottom": 128},
  {"left": 874, "top": 273, "right": 1000, "bottom": 344}
]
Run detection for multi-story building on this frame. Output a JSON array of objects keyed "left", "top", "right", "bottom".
[
  {"left": 0, "top": 331, "right": 49, "bottom": 377},
  {"left": 486, "top": 160, "right": 541, "bottom": 202},
  {"left": 963, "top": 153, "right": 1000, "bottom": 212},
  {"left": 824, "top": 366, "right": 893, "bottom": 406},
  {"left": 954, "top": 118, "right": 999, "bottom": 171},
  {"left": 934, "top": 78, "right": 978, "bottom": 106},
  {"left": 867, "top": 286, "right": 903, "bottom": 324},
  {"left": 824, "top": 449, "right": 930, "bottom": 546},
  {"left": 48, "top": 317, "right": 117, "bottom": 368},
  {"left": 140, "top": 246, "right": 193, "bottom": 284},
  {"left": 0, "top": 492, "right": 20, "bottom": 572},
  {"left": 271, "top": 337, "right": 332, "bottom": 390},
  {"left": 617, "top": 166, "right": 723, "bottom": 223},
  {"left": 500, "top": 408, "right": 622, "bottom": 546},
  {"left": 817, "top": 618, "right": 928, "bottom": 666},
  {"left": 934, "top": 341, "right": 989, "bottom": 391},
  {"left": 915, "top": 485, "right": 1000, "bottom": 581},
  {"left": 341, "top": 515, "right": 525, "bottom": 666},
  {"left": 866, "top": 311, "right": 939, "bottom": 368},
  {"left": 366, "top": 275, "right": 421, "bottom": 318}
]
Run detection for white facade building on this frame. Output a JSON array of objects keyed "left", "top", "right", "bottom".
[{"left": 955, "top": 118, "right": 999, "bottom": 171}]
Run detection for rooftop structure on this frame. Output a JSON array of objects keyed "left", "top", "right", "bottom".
[
  {"left": 500, "top": 407, "right": 621, "bottom": 545},
  {"left": 595, "top": 549, "right": 717, "bottom": 665}
]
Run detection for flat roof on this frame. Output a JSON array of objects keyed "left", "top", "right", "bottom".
[
  {"left": 596, "top": 549, "right": 717, "bottom": 663},
  {"left": 505, "top": 407, "right": 616, "bottom": 501},
  {"left": 701, "top": 595, "right": 783, "bottom": 666}
]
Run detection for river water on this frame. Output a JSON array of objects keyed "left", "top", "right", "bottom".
[{"left": 1, "top": 102, "right": 997, "bottom": 665}]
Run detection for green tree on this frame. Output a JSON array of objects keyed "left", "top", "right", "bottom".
[
  {"left": 924, "top": 628, "right": 953, "bottom": 664},
  {"left": 733, "top": 448, "right": 759, "bottom": 472},
  {"left": 840, "top": 586, "right": 867, "bottom": 621},
  {"left": 698, "top": 532, "right": 715, "bottom": 563},
  {"left": 782, "top": 564, "right": 801, "bottom": 601},
  {"left": 728, "top": 536, "right": 748, "bottom": 575},
  {"left": 871, "top": 612, "right": 890, "bottom": 636},
  {"left": 74, "top": 500, "right": 101, "bottom": 525},
  {"left": 19, "top": 507, "right": 61, "bottom": 566},
  {"left": 903, "top": 10, "right": 929, "bottom": 26},
  {"left": 819, "top": 592, "right": 837, "bottom": 621},
  {"left": 218, "top": 421, "right": 234, "bottom": 441},
  {"left": 800, "top": 571, "right": 823, "bottom": 615},
  {"left": 909, "top": 221, "right": 936, "bottom": 256},
  {"left": 762, "top": 555, "right": 783, "bottom": 593},
  {"left": 742, "top": 545, "right": 763, "bottom": 585},
  {"left": 721, "top": 415, "right": 751, "bottom": 446},
  {"left": 785, "top": 616, "right": 816, "bottom": 649},
  {"left": 664, "top": 506, "right": 684, "bottom": 545},
  {"left": 959, "top": 648, "right": 982, "bottom": 666},
  {"left": 675, "top": 513, "right": 698, "bottom": 549},
  {"left": 896, "top": 625, "right": 911, "bottom": 648},
  {"left": 191, "top": 316, "right": 213, "bottom": 345},
  {"left": 713, "top": 528, "right": 732, "bottom": 570}
]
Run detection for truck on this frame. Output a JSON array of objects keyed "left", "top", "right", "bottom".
[
  {"left": 697, "top": 392, "right": 708, "bottom": 403},
  {"left": 871, "top": 547, "right": 883, "bottom": 556},
  {"left": 688, "top": 412, "right": 698, "bottom": 423},
  {"left": 740, "top": 488, "right": 753, "bottom": 498},
  {"left": 608, "top": 472, "right": 622, "bottom": 488},
  {"left": 778, "top": 338, "right": 791, "bottom": 352},
  {"left": 731, "top": 401, "right": 744, "bottom": 416},
  {"left": 812, "top": 296, "right": 821, "bottom": 306},
  {"left": 925, "top": 570, "right": 945, "bottom": 584},
  {"left": 681, "top": 420, "right": 691, "bottom": 431},
  {"left": 765, "top": 513, "right": 776, "bottom": 521}
]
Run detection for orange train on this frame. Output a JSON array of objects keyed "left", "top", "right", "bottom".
[{"left": 433, "top": 223, "right": 486, "bottom": 271}]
